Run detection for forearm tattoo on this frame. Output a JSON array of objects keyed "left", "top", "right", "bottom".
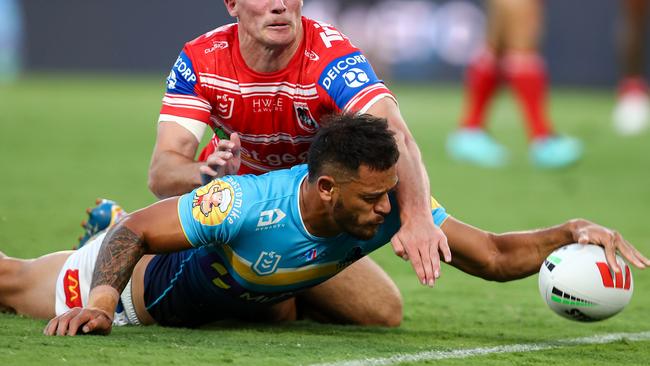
[{"left": 90, "top": 224, "right": 146, "bottom": 294}]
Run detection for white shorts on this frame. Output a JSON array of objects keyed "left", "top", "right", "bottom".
[{"left": 55, "top": 232, "right": 141, "bottom": 326}]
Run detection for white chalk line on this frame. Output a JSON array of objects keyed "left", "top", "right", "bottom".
[{"left": 308, "top": 331, "right": 650, "bottom": 366}]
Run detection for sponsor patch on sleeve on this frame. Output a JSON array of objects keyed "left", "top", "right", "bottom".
[
  {"left": 178, "top": 176, "right": 244, "bottom": 247},
  {"left": 318, "top": 51, "right": 381, "bottom": 110},
  {"left": 166, "top": 50, "right": 198, "bottom": 96},
  {"left": 191, "top": 180, "right": 235, "bottom": 226}
]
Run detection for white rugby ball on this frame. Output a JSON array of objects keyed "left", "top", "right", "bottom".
[{"left": 538, "top": 244, "right": 633, "bottom": 322}]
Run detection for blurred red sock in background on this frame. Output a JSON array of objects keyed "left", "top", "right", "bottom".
[
  {"left": 503, "top": 52, "right": 554, "bottom": 139},
  {"left": 618, "top": 76, "right": 648, "bottom": 97},
  {"left": 461, "top": 48, "right": 500, "bottom": 129}
]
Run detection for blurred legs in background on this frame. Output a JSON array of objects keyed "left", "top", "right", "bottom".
[
  {"left": 448, "top": 0, "right": 581, "bottom": 168},
  {"left": 0, "top": 0, "right": 22, "bottom": 84},
  {"left": 613, "top": 0, "right": 650, "bottom": 135}
]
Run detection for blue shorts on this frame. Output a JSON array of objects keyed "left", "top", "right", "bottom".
[{"left": 143, "top": 247, "right": 294, "bottom": 327}]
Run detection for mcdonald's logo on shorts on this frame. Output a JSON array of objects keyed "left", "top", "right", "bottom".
[{"left": 63, "top": 269, "right": 83, "bottom": 308}]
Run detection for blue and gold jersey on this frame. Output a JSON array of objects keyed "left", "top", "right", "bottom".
[{"left": 143, "top": 165, "right": 448, "bottom": 326}]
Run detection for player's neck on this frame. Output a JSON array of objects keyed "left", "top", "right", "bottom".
[
  {"left": 238, "top": 30, "right": 303, "bottom": 73},
  {"left": 299, "top": 179, "right": 342, "bottom": 238}
]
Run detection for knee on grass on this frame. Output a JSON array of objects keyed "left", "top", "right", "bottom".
[{"left": 362, "top": 293, "right": 403, "bottom": 328}]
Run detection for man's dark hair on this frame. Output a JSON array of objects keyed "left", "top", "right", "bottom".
[{"left": 307, "top": 114, "right": 399, "bottom": 182}]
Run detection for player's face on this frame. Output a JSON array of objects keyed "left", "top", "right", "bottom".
[
  {"left": 332, "top": 165, "right": 398, "bottom": 240},
  {"left": 228, "top": 0, "right": 304, "bottom": 48}
]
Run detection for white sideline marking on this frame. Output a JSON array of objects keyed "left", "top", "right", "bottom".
[{"left": 309, "top": 331, "right": 650, "bottom": 366}]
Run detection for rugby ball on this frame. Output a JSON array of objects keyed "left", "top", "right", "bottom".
[{"left": 538, "top": 244, "right": 633, "bottom": 322}]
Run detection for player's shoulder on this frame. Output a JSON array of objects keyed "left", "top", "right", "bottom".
[
  {"left": 183, "top": 22, "right": 237, "bottom": 56},
  {"left": 228, "top": 166, "right": 306, "bottom": 227},
  {"left": 302, "top": 16, "right": 361, "bottom": 61},
  {"left": 235, "top": 165, "right": 307, "bottom": 200}
]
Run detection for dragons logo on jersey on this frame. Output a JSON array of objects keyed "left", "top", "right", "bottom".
[
  {"left": 293, "top": 102, "right": 319, "bottom": 132},
  {"left": 192, "top": 180, "right": 234, "bottom": 225}
]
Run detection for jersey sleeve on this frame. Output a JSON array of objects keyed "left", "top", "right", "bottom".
[
  {"left": 317, "top": 50, "right": 396, "bottom": 113},
  {"left": 430, "top": 196, "right": 449, "bottom": 227},
  {"left": 159, "top": 46, "right": 213, "bottom": 141},
  {"left": 177, "top": 178, "right": 242, "bottom": 247}
]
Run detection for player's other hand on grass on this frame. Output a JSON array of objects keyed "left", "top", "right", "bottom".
[
  {"left": 200, "top": 132, "right": 241, "bottom": 184},
  {"left": 570, "top": 219, "right": 650, "bottom": 273},
  {"left": 44, "top": 307, "right": 113, "bottom": 336},
  {"left": 391, "top": 216, "right": 451, "bottom": 287}
]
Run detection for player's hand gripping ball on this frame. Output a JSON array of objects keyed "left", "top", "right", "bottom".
[{"left": 538, "top": 244, "right": 633, "bottom": 322}]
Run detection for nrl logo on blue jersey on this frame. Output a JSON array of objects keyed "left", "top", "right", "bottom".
[{"left": 253, "top": 251, "right": 282, "bottom": 276}]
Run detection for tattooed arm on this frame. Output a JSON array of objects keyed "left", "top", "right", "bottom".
[{"left": 44, "top": 197, "right": 191, "bottom": 336}]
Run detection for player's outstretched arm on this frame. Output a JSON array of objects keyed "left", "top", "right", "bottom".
[
  {"left": 44, "top": 197, "right": 191, "bottom": 336},
  {"left": 441, "top": 217, "right": 649, "bottom": 282},
  {"left": 366, "top": 98, "right": 451, "bottom": 287}
]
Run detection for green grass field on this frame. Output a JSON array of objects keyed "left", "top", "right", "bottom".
[{"left": 0, "top": 76, "right": 649, "bottom": 365}]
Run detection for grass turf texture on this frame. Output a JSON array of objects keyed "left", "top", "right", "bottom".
[{"left": 0, "top": 76, "right": 649, "bottom": 365}]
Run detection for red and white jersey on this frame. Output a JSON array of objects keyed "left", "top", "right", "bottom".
[{"left": 159, "top": 16, "right": 395, "bottom": 174}]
